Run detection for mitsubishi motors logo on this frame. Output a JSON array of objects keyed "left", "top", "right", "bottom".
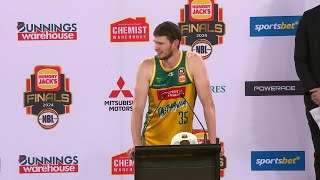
[
  {"left": 104, "top": 76, "right": 133, "bottom": 111},
  {"left": 109, "top": 77, "right": 133, "bottom": 98}
]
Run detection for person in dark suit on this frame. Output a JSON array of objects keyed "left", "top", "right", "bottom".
[{"left": 294, "top": 5, "right": 320, "bottom": 180}]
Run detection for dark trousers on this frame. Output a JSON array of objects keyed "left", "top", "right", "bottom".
[{"left": 306, "top": 109, "right": 320, "bottom": 180}]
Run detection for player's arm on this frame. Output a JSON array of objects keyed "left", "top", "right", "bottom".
[
  {"left": 188, "top": 53, "right": 217, "bottom": 143},
  {"left": 131, "top": 58, "right": 153, "bottom": 146}
]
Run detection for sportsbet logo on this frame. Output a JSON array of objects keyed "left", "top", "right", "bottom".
[
  {"left": 251, "top": 151, "right": 305, "bottom": 171},
  {"left": 255, "top": 21, "right": 299, "bottom": 32},
  {"left": 256, "top": 156, "right": 300, "bottom": 166},
  {"left": 250, "top": 16, "right": 301, "bottom": 37}
]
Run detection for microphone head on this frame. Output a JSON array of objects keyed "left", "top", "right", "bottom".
[
  {"left": 180, "top": 93, "right": 185, "bottom": 98},
  {"left": 171, "top": 132, "right": 198, "bottom": 145},
  {"left": 161, "top": 93, "right": 167, "bottom": 99}
]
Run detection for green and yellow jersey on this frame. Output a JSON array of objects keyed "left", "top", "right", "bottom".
[{"left": 142, "top": 51, "right": 197, "bottom": 145}]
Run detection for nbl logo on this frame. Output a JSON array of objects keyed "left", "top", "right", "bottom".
[
  {"left": 178, "top": 0, "right": 225, "bottom": 60},
  {"left": 23, "top": 66, "right": 72, "bottom": 129}
]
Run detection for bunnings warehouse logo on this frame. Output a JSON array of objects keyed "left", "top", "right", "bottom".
[{"left": 251, "top": 151, "right": 305, "bottom": 171}]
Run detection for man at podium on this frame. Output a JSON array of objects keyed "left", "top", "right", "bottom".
[{"left": 127, "top": 21, "right": 222, "bottom": 159}]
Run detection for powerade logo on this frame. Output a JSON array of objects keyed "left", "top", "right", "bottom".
[
  {"left": 245, "top": 81, "right": 303, "bottom": 96},
  {"left": 251, "top": 151, "right": 305, "bottom": 171},
  {"left": 250, "top": 16, "right": 301, "bottom": 37}
]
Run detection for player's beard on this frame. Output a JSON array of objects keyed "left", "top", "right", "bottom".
[{"left": 159, "top": 49, "right": 173, "bottom": 61}]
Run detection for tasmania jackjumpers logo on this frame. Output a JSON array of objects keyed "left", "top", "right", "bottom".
[
  {"left": 111, "top": 152, "right": 134, "bottom": 175},
  {"left": 104, "top": 76, "right": 133, "bottom": 111},
  {"left": 193, "top": 129, "right": 227, "bottom": 178},
  {"left": 23, "top": 66, "right": 72, "bottom": 129},
  {"left": 19, "top": 155, "right": 78, "bottom": 174},
  {"left": 110, "top": 17, "right": 149, "bottom": 42},
  {"left": 17, "top": 22, "right": 77, "bottom": 41},
  {"left": 178, "top": 0, "right": 225, "bottom": 59}
]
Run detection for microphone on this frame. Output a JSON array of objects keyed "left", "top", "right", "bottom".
[
  {"left": 141, "top": 93, "right": 167, "bottom": 145},
  {"left": 180, "top": 93, "right": 208, "bottom": 144}
]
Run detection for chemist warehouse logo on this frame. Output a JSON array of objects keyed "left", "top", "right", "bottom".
[
  {"left": 19, "top": 155, "right": 79, "bottom": 174},
  {"left": 250, "top": 16, "right": 301, "bottom": 37},
  {"left": 111, "top": 152, "right": 134, "bottom": 175},
  {"left": 110, "top": 17, "right": 149, "bottom": 42},
  {"left": 245, "top": 81, "right": 303, "bottom": 96},
  {"left": 193, "top": 129, "right": 227, "bottom": 177},
  {"left": 178, "top": 0, "right": 225, "bottom": 60},
  {"left": 104, "top": 76, "right": 133, "bottom": 111},
  {"left": 23, "top": 66, "right": 72, "bottom": 129},
  {"left": 17, "top": 22, "right": 77, "bottom": 41},
  {"left": 251, "top": 151, "right": 305, "bottom": 171}
]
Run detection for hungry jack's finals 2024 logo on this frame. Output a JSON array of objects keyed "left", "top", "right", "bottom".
[
  {"left": 178, "top": 0, "right": 225, "bottom": 60},
  {"left": 24, "top": 66, "right": 72, "bottom": 129}
]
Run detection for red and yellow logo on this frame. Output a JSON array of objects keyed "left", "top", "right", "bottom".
[
  {"left": 24, "top": 65, "right": 72, "bottom": 129},
  {"left": 189, "top": 0, "right": 214, "bottom": 22},
  {"left": 35, "top": 66, "right": 61, "bottom": 91},
  {"left": 179, "top": 0, "right": 225, "bottom": 60}
]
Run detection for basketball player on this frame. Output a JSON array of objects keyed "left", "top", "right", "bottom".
[{"left": 127, "top": 21, "right": 223, "bottom": 158}]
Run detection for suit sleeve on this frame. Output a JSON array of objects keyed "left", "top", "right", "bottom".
[{"left": 294, "top": 12, "right": 318, "bottom": 94}]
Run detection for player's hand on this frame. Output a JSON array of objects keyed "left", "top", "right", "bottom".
[{"left": 127, "top": 147, "right": 135, "bottom": 160}]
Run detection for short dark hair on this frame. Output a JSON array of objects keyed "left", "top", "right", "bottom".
[{"left": 153, "top": 21, "right": 182, "bottom": 43}]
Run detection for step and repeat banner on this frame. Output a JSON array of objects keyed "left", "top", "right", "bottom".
[{"left": 0, "top": 0, "right": 319, "bottom": 180}]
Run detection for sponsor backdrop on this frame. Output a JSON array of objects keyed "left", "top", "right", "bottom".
[{"left": 0, "top": 0, "right": 318, "bottom": 179}]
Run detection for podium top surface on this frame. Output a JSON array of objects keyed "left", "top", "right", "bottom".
[{"left": 135, "top": 144, "right": 221, "bottom": 156}]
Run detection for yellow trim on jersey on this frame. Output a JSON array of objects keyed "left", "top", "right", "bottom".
[
  {"left": 159, "top": 50, "right": 183, "bottom": 72},
  {"left": 149, "top": 57, "right": 156, "bottom": 86},
  {"left": 185, "top": 51, "right": 193, "bottom": 83}
]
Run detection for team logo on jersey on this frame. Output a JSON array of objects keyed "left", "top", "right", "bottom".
[
  {"left": 178, "top": 0, "right": 225, "bottom": 60},
  {"left": 178, "top": 67, "right": 186, "bottom": 84},
  {"left": 23, "top": 66, "right": 72, "bottom": 129}
]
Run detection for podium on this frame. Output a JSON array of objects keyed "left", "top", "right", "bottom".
[{"left": 134, "top": 144, "right": 221, "bottom": 180}]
